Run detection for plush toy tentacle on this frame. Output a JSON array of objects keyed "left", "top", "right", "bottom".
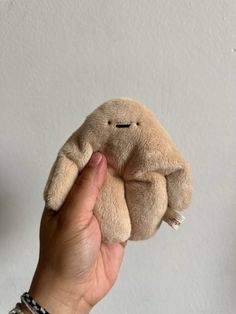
[
  {"left": 162, "top": 161, "right": 192, "bottom": 229},
  {"left": 125, "top": 172, "right": 168, "bottom": 240},
  {"left": 94, "top": 171, "right": 131, "bottom": 242},
  {"left": 44, "top": 139, "right": 93, "bottom": 210},
  {"left": 43, "top": 153, "right": 78, "bottom": 210},
  {"left": 166, "top": 163, "right": 192, "bottom": 211}
]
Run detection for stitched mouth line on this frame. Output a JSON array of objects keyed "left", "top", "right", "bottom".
[{"left": 116, "top": 123, "right": 131, "bottom": 128}]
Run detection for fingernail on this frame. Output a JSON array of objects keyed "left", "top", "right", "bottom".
[{"left": 89, "top": 152, "right": 103, "bottom": 167}]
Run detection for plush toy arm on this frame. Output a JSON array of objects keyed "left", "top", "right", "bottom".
[
  {"left": 166, "top": 162, "right": 192, "bottom": 211},
  {"left": 44, "top": 140, "right": 93, "bottom": 210},
  {"left": 158, "top": 150, "right": 192, "bottom": 229},
  {"left": 43, "top": 153, "right": 78, "bottom": 210}
]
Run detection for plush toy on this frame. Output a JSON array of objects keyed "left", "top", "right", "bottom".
[{"left": 44, "top": 98, "right": 192, "bottom": 242}]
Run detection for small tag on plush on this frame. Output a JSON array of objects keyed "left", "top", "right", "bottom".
[{"left": 163, "top": 209, "right": 186, "bottom": 230}]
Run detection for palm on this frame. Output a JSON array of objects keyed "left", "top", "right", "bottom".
[{"left": 82, "top": 216, "right": 125, "bottom": 306}]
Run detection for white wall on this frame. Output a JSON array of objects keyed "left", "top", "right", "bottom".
[{"left": 1, "top": 1, "right": 236, "bottom": 313}]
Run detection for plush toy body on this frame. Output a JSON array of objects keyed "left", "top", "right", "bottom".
[{"left": 44, "top": 98, "right": 192, "bottom": 242}]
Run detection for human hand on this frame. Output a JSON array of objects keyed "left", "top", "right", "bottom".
[{"left": 25, "top": 152, "right": 126, "bottom": 314}]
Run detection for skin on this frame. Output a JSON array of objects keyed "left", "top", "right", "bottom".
[{"left": 22, "top": 152, "right": 126, "bottom": 314}]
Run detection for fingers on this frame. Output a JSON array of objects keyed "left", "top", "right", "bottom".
[{"left": 59, "top": 152, "right": 107, "bottom": 224}]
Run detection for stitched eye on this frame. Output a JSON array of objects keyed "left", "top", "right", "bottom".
[
  {"left": 136, "top": 122, "right": 140, "bottom": 126},
  {"left": 108, "top": 120, "right": 111, "bottom": 125}
]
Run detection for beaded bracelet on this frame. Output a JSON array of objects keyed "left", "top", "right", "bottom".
[
  {"left": 9, "top": 303, "right": 24, "bottom": 314},
  {"left": 21, "top": 292, "right": 50, "bottom": 314}
]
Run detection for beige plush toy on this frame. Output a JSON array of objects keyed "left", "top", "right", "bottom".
[{"left": 44, "top": 98, "right": 192, "bottom": 242}]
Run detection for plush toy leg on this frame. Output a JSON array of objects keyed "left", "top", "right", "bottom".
[
  {"left": 125, "top": 173, "right": 168, "bottom": 240},
  {"left": 94, "top": 172, "right": 131, "bottom": 243},
  {"left": 44, "top": 154, "right": 78, "bottom": 210}
]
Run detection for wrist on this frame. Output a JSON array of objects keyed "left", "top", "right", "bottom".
[
  {"left": 28, "top": 264, "right": 92, "bottom": 314},
  {"left": 21, "top": 303, "right": 33, "bottom": 314}
]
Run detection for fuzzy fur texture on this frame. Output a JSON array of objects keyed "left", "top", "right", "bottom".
[{"left": 44, "top": 98, "right": 192, "bottom": 242}]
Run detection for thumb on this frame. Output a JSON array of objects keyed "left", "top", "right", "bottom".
[{"left": 60, "top": 152, "right": 107, "bottom": 224}]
